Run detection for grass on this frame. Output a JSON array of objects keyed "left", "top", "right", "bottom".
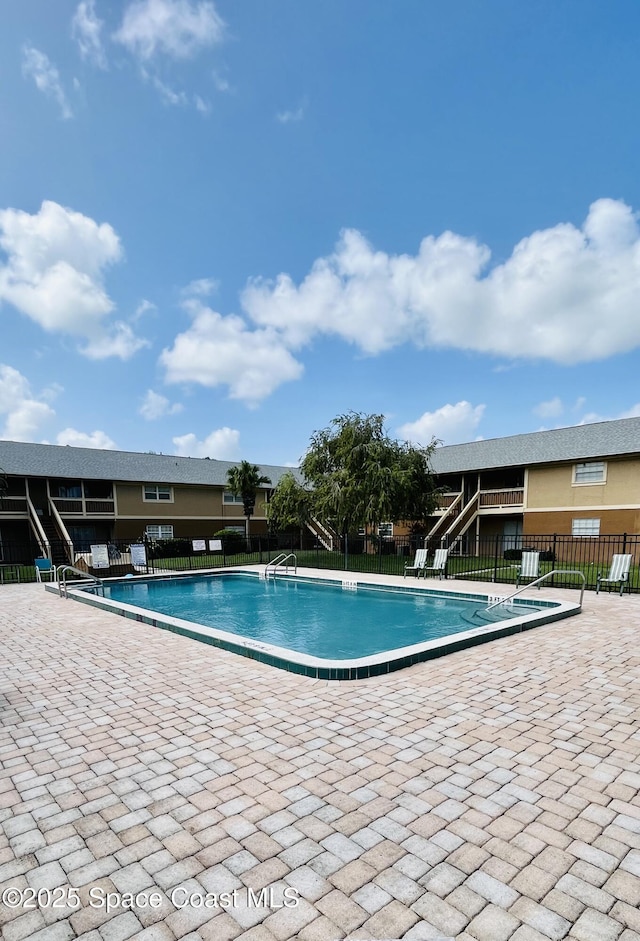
[{"left": 150, "top": 550, "right": 630, "bottom": 592}]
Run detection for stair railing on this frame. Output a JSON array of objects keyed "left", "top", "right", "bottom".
[
  {"left": 26, "top": 495, "right": 51, "bottom": 560},
  {"left": 57, "top": 565, "right": 105, "bottom": 598},
  {"left": 486, "top": 569, "right": 586, "bottom": 612},
  {"left": 265, "top": 552, "right": 298, "bottom": 578}
]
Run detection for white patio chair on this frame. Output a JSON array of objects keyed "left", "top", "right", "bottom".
[
  {"left": 404, "top": 548, "right": 427, "bottom": 578},
  {"left": 516, "top": 551, "right": 540, "bottom": 587},
  {"left": 597, "top": 554, "right": 632, "bottom": 596},
  {"left": 423, "top": 548, "right": 449, "bottom": 580}
]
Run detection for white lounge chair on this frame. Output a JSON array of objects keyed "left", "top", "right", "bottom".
[
  {"left": 423, "top": 548, "right": 448, "bottom": 580},
  {"left": 597, "top": 554, "right": 632, "bottom": 596},
  {"left": 404, "top": 548, "right": 427, "bottom": 578},
  {"left": 516, "top": 551, "right": 540, "bottom": 587}
]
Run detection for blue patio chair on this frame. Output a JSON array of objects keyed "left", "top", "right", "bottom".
[{"left": 34, "top": 558, "right": 56, "bottom": 582}]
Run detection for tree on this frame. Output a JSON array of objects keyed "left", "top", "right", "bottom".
[
  {"left": 298, "top": 412, "right": 440, "bottom": 538},
  {"left": 266, "top": 471, "right": 311, "bottom": 538},
  {"left": 226, "top": 461, "right": 272, "bottom": 540}
]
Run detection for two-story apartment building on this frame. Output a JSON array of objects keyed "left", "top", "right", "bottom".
[
  {"left": 0, "top": 442, "right": 294, "bottom": 564},
  {"left": 1, "top": 416, "right": 639, "bottom": 565},
  {"left": 427, "top": 417, "right": 640, "bottom": 551}
]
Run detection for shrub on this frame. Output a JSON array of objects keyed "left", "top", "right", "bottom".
[
  {"left": 214, "top": 529, "right": 246, "bottom": 553},
  {"left": 149, "top": 538, "right": 192, "bottom": 559}
]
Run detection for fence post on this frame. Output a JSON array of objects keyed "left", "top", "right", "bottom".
[
  {"left": 551, "top": 534, "right": 557, "bottom": 587},
  {"left": 493, "top": 534, "right": 499, "bottom": 582},
  {"left": 623, "top": 533, "right": 628, "bottom": 554}
]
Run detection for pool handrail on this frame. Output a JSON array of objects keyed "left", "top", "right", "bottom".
[
  {"left": 486, "top": 569, "right": 586, "bottom": 611},
  {"left": 265, "top": 552, "right": 298, "bottom": 577},
  {"left": 57, "top": 565, "right": 105, "bottom": 598}
]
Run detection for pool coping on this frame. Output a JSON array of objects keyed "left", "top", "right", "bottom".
[{"left": 47, "top": 566, "right": 582, "bottom": 680}]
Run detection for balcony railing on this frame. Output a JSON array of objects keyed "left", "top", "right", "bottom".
[
  {"left": 0, "top": 495, "right": 28, "bottom": 514},
  {"left": 479, "top": 488, "right": 524, "bottom": 507},
  {"left": 51, "top": 497, "right": 115, "bottom": 516}
]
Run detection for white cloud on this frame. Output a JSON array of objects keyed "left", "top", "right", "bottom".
[
  {"left": 173, "top": 427, "right": 240, "bottom": 459},
  {"left": 146, "top": 71, "right": 188, "bottom": 105},
  {"left": 182, "top": 277, "right": 218, "bottom": 297},
  {"left": 0, "top": 200, "right": 147, "bottom": 359},
  {"left": 241, "top": 199, "right": 640, "bottom": 365},
  {"left": 72, "top": 1, "right": 107, "bottom": 68},
  {"left": 533, "top": 397, "right": 564, "bottom": 419},
  {"left": 398, "top": 401, "right": 486, "bottom": 446},
  {"left": 114, "top": 0, "right": 224, "bottom": 60},
  {"left": 139, "top": 389, "right": 183, "bottom": 420},
  {"left": 578, "top": 402, "right": 640, "bottom": 425},
  {"left": 0, "top": 365, "right": 56, "bottom": 441},
  {"left": 276, "top": 103, "right": 305, "bottom": 124},
  {"left": 56, "top": 428, "right": 116, "bottom": 449},
  {"left": 80, "top": 322, "right": 151, "bottom": 359},
  {"left": 194, "top": 94, "right": 210, "bottom": 114},
  {"left": 133, "top": 298, "right": 157, "bottom": 320},
  {"left": 160, "top": 300, "right": 303, "bottom": 405},
  {"left": 22, "top": 46, "right": 73, "bottom": 119}
]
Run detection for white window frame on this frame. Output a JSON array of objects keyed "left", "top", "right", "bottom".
[
  {"left": 223, "top": 525, "right": 246, "bottom": 534},
  {"left": 573, "top": 461, "right": 606, "bottom": 485},
  {"left": 143, "top": 485, "right": 173, "bottom": 502},
  {"left": 572, "top": 518, "right": 600, "bottom": 537},
  {"left": 377, "top": 522, "right": 394, "bottom": 539},
  {"left": 223, "top": 491, "right": 244, "bottom": 505},
  {"left": 146, "top": 524, "right": 174, "bottom": 540}
]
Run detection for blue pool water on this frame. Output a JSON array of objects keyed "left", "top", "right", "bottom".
[{"left": 102, "top": 573, "right": 544, "bottom": 660}]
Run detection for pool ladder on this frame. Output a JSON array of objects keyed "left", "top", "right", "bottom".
[
  {"left": 486, "top": 569, "right": 586, "bottom": 612},
  {"left": 57, "top": 565, "right": 105, "bottom": 598},
  {"left": 265, "top": 553, "right": 298, "bottom": 578}
]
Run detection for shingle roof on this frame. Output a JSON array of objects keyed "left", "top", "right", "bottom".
[
  {"left": 430, "top": 416, "right": 640, "bottom": 474},
  {"left": 1, "top": 416, "right": 639, "bottom": 485},
  {"left": 0, "top": 440, "right": 299, "bottom": 488}
]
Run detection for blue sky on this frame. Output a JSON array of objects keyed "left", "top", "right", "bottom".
[{"left": 2, "top": 0, "right": 640, "bottom": 466}]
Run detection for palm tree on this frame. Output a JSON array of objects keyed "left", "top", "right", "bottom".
[{"left": 226, "top": 461, "right": 272, "bottom": 541}]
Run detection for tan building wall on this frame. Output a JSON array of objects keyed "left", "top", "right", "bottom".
[
  {"left": 526, "top": 458, "right": 640, "bottom": 510},
  {"left": 523, "top": 509, "right": 640, "bottom": 536},
  {"left": 114, "top": 483, "right": 270, "bottom": 522}
]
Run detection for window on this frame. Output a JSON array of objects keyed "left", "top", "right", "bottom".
[
  {"left": 223, "top": 491, "right": 244, "bottom": 504},
  {"left": 57, "top": 483, "right": 82, "bottom": 498},
  {"left": 143, "top": 485, "right": 173, "bottom": 502},
  {"left": 572, "top": 518, "right": 600, "bottom": 537},
  {"left": 378, "top": 523, "right": 394, "bottom": 538},
  {"left": 146, "top": 524, "right": 174, "bottom": 540},
  {"left": 573, "top": 461, "right": 606, "bottom": 484}
]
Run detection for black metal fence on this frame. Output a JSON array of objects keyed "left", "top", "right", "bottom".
[{"left": 2, "top": 532, "right": 639, "bottom": 593}]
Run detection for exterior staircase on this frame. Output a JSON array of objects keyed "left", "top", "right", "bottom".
[
  {"left": 433, "top": 490, "right": 480, "bottom": 554},
  {"left": 40, "top": 515, "right": 70, "bottom": 565},
  {"left": 306, "top": 517, "right": 340, "bottom": 551}
]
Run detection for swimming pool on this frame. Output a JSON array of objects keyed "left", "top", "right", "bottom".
[{"left": 57, "top": 569, "right": 581, "bottom": 679}]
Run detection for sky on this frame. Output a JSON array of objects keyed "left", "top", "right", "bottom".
[{"left": 2, "top": 0, "right": 640, "bottom": 467}]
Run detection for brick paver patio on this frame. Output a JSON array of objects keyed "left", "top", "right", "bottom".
[{"left": 1, "top": 573, "right": 639, "bottom": 941}]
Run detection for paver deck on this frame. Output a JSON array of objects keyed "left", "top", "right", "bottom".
[{"left": 1, "top": 572, "right": 639, "bottom": 941}]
